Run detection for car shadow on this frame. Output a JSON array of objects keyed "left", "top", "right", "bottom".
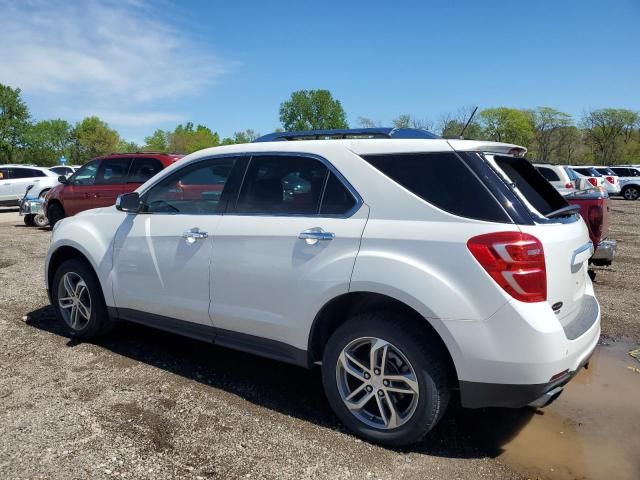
[{"left": 25, "top": 305, "right": 534, "bottom": 459}]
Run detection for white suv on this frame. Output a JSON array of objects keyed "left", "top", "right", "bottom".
[
  {"left": 0, "top": 164, "right": 59, "bottom": 205},
  {"left": 45, "top": 130, "right": 600, "bottom": 446}
]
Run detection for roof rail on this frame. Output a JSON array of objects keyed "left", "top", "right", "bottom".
[
  {"left": 107, "top": 151, "right": 182, "bottom": 156},
  {"left": 252, "top": 127, "right": 440, "bottom": 143}
]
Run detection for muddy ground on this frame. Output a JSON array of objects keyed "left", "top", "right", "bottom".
[{"left": 0, "top": 199, "right": 639, "bottom": 480}]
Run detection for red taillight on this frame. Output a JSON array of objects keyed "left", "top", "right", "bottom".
[
  {"left": 588, "top": 205, "right": 603, "bottom": 239},
  {"left": 467, "top": 232, "right": 547, "bottom": 303},
  {"left": 587, "top": 177, "right": 598, "bottom": 187},
  {"left": 605, "top": 176, "right": 615, "bottom": 184},
  {"left": 565, "top": 182, "right": 573, "bottom": 189}
]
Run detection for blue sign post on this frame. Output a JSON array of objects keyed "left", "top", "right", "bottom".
[{"left": 59, "top": 155, "right": 67, "bottom": 165}]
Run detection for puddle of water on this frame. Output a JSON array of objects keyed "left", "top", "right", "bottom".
[{"left": 499, "top": 341, "right": 640, "bottom": 480}]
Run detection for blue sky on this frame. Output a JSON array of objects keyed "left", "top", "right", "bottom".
[{"left": 1, "top": 0, "right": 638, "bottom": 143}]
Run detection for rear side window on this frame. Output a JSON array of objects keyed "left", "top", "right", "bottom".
[
  {"left": 362, "top": 152, "right": 509, "bottom": 222},
  {"left": 11, "top": 168, "right": 37, "bottom": 178},
  {"left": 320, "top": 173, "right": 357, "bottom": 215},
  {"left": 235, "top": 155, "right": 328, "bottom": 215},
  {"left": 128, "top": 158, "right": 163, "bottom": 183},
  {"left": 493, "top": 155, "right": 566, "bottom": 217},
  {"left": 97, "top": 158, "right": 132, "bottom": 185},
  {"left": 536, "top": 167, "right": 560, "bottom": 182}
]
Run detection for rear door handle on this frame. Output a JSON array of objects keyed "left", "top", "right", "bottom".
[
  {"left": 182, "top": 228, "right": 208, "bottom": 244},
  {"left": 299, "top": 228, "right": 335, "bottom": 245}
]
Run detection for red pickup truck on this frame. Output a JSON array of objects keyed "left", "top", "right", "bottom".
[{"left": 564, "top": 189, "right": 616, "bottom": 268}]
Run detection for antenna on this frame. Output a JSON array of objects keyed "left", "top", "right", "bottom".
[{"left": 459, "top": 106, "right": 478, "bottom": 139}]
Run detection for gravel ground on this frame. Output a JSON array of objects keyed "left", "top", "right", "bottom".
[{"left": 0, "top": 199, "right": 638, "bottom": 480}]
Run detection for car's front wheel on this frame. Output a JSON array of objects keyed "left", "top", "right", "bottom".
[
  {"left": 321, "top": 312, "right": 450, "bottom": 447},
  {"left": 51, "top": 259, "right": 114, "bottom": 340},
  {"left": 23, "top": 215, "right": 35, "bottom": 226},
  {"left": 47, "top": 202, "right": 65, "bottom": 228}
]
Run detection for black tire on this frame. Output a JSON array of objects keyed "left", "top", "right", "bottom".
[
  {"left": 51, "top": 258, "right": 115, "bottom": 340},
  {"left": 47, "top": 202, "right": 65, "bottom": 228},
  {"left": 23, "top": 215, "right": 35, "bottom": 226},
  {"left": 622, "top": 185, "right": 639, "bottom": 201},
  {"left": 321, "top": 312, "right": 450, "bottom": 447},
  {"left": 33, "top": 214, "right": 49, "bottom": 228}
]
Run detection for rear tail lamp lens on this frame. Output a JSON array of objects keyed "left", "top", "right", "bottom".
[
  {"left": 467, "top": 232, "right": 546, "bottom": 303},
  {"left": 565, "top": 182, "right": 573, "bottom": 189},
  {"left": 587, "top": 177, "right": 598, "bottom": 187},
  {"left": 606, "top": 176, "right": 615, "bottom": 184}
]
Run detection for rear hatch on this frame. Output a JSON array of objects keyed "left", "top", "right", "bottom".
[{"left": 481, "top": 153, "right": 593, "bottom": 329}]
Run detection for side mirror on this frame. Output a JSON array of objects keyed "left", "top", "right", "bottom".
[
  {"left": 58, "top": 175, "right": 69, "bottom": 184},
  {"left": 116, "top": 192, "right": 142, "bottom": 213}
]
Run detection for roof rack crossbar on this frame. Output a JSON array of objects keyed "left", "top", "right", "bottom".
[{"left": 252, "top": 127, "right": 440, "bottom": 142}]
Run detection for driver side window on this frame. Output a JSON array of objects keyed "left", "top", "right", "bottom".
[
  {"left": 72, "top": 161, "right": 99, "bottom": 186},
  {"left": 143, "top": 157, "right": 237, "bottom": 214}
]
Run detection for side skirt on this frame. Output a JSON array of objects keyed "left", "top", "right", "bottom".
[{"left": 108, "top": 307, "right": 309, "bottom": 368}]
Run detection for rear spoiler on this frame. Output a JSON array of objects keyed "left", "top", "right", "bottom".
[{"left": 447, "top": 140, "right": 527, "bottom": 157}]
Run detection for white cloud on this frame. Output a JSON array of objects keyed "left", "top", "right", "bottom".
[{"left": 0, "top": 0, "right": 235, "bottom": 132}]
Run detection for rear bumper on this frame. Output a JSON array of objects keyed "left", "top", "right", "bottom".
[
  {"left": 591, "top": 239, "right": 617, "bottom": 266},
  {"left": 459, "top": 344, "right": 595, "bottom": 408}
]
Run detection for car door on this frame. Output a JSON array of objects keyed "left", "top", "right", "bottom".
[
  {"left": 6, "top": 167, "right": 37, "bottom": 198},
  {"left": 94, "top": 157, "right": 133, "bottom": 207},
  {"left": 0, "top": 168, "right": 11, "bottom": 202},
  {"left": 112, "top": 156, "right": 243, "bottom": 327},
  {"left": 64, "top": 160, "right": 100, "bottom": 215},
  {"left": 210, "top": 153, "right": 369, "bottom": 352}
]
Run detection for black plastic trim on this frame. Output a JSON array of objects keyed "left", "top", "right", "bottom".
[{"left": 108, "top": 307, "right": 309, "bottom": 368}]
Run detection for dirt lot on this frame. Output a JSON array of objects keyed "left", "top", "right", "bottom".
[{"left": 1, "top": 200, "right": 639, "bottom": 480}]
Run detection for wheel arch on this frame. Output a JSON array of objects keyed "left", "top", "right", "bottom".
[{"left": 308, "top": 291, "right": 460, "bottom": 387}]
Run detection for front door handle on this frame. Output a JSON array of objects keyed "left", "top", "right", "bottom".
[
  {"left": 299, "top": 228, "right": 335, "bottom": 245},
  {"left": 182, "top": 228, "right": 208, "bottom": 244}
]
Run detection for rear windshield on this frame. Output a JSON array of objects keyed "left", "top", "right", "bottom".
[
  {"left": 361, "top": 152, "right": 510, "bottom": 223},
  {"left": 565, "top": 167, "right": 579, "bottom": 181},
  {"left": 492, "top": 155, "right": 567, "bottom": 217}
]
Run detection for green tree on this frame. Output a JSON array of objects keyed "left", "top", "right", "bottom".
[
  {"left": 479, "top": 107, "right": 535, "bottom": 146},
  {"left": 115, "top": 139, "right": 140, "bottom": 153},
  {"left": 168, "top": 123, "right": 220, "bottom": 154},
  {"left": 279, "top": 90, "right": 348, "bottom": 131},
  {"left": 71, "top": 116, "right": 120, "bottom": 163},
  {"left": 23, "top": 119, "right": 73, "bottom": 165},
  {"left": 530, "top": 107, "right": 573, "bottom": 161},
  {"left": 581, "top": 109, "right": 640, "bottom": 165},
  {"left": 144, "top": 129, "right": 169, "bottom": 152},
  {"left": 221, "top": 129, "right": 260, "bottom": 145},
  {"left": 438, "top": 107, "right": 483, "bottom": 140},
  {"left": 392, "top": 114, "right": 433, "bottom": 131},
  {"left": 0, "top": 83, "right": 31, "bottom": 162}
]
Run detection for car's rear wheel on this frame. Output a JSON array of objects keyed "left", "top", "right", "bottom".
[
  {"left": 321, "top": 312, "right": 450, "bottom": 447},
  {"left": 47, "top": 202, "right": 65, "bottom": 227},
  {"left": 52, "top": 258, "right": 114, "bottom": 340},
  {"left": 623, "top": 186, "right": 639, "bottom": 200}
]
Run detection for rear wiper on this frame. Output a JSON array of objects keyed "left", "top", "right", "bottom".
[{"left": 546, "top": 204, "right": 580, "bottom": 219}]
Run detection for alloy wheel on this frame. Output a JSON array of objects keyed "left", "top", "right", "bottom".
[
  {"left": 57, "top": 272, "right": 92, "bottom": 330},
  {"left": 335, "top": 337, "right": 420, "bottom": 430},
  {"left": 624, "top": 187, "right": 639, "bottom": 200}
]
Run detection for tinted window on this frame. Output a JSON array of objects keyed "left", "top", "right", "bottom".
[
  {"left": 595, "top": 167, "right": 616, "bottom": 176},
  {"left": 320, "top": 173, "right": 357, "bottom": 215},
  {"left": 143, "top": 158, "right": 236, "bottom": 214},
  {"left": 0, "top": 168, "right": 7, "bottom": 180},
  {"left": 362, "top": 152, "right": 509, "bottom": 222},
  {"left": 72, "top": 162, "right": 98, "bottom": 186},
  {"left": 235, "top": 155, "right": 328, "bottom": 215},
  {"left": 494, "top": 155, "right": 567, "bottom": 217},
  {"left": 610, "top": 167, "right": 629, "bottom": 176},
  {"left": 128, "top": 158, "right": 163, "bottom": 183},
  {"left": 574, "top": 167, "right": 601, "bottom": 177},
  {"left": 10, "top": 168, "right": 35, "bottom": 178},
  {"left": 49, "top": 166, "right": 69, "bottom": 175},
  {"left": 96, "top": 158, "right": 132, "bottom": 185},
  {"left": 536, "top": 167, "right": 560, "bottom": 182}
]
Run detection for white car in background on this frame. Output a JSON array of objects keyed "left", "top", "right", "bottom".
[
  {"left": 572, "top": 166, "right": 614, "bottom": 194},
  {"left": 592, "top": 167, "right": 622, "bottom": 195},
  {"left": 0, "top": 164, "right": 59, "bottom": 206},
  {"left": 534, "top": 164, "right": 591, "bottom": 194},
  {"left": 49, "top": 165, "right": 81, "bottom": 178},
  {"left": 608, "top": 166, "right": 640, "bottom": 200}
]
